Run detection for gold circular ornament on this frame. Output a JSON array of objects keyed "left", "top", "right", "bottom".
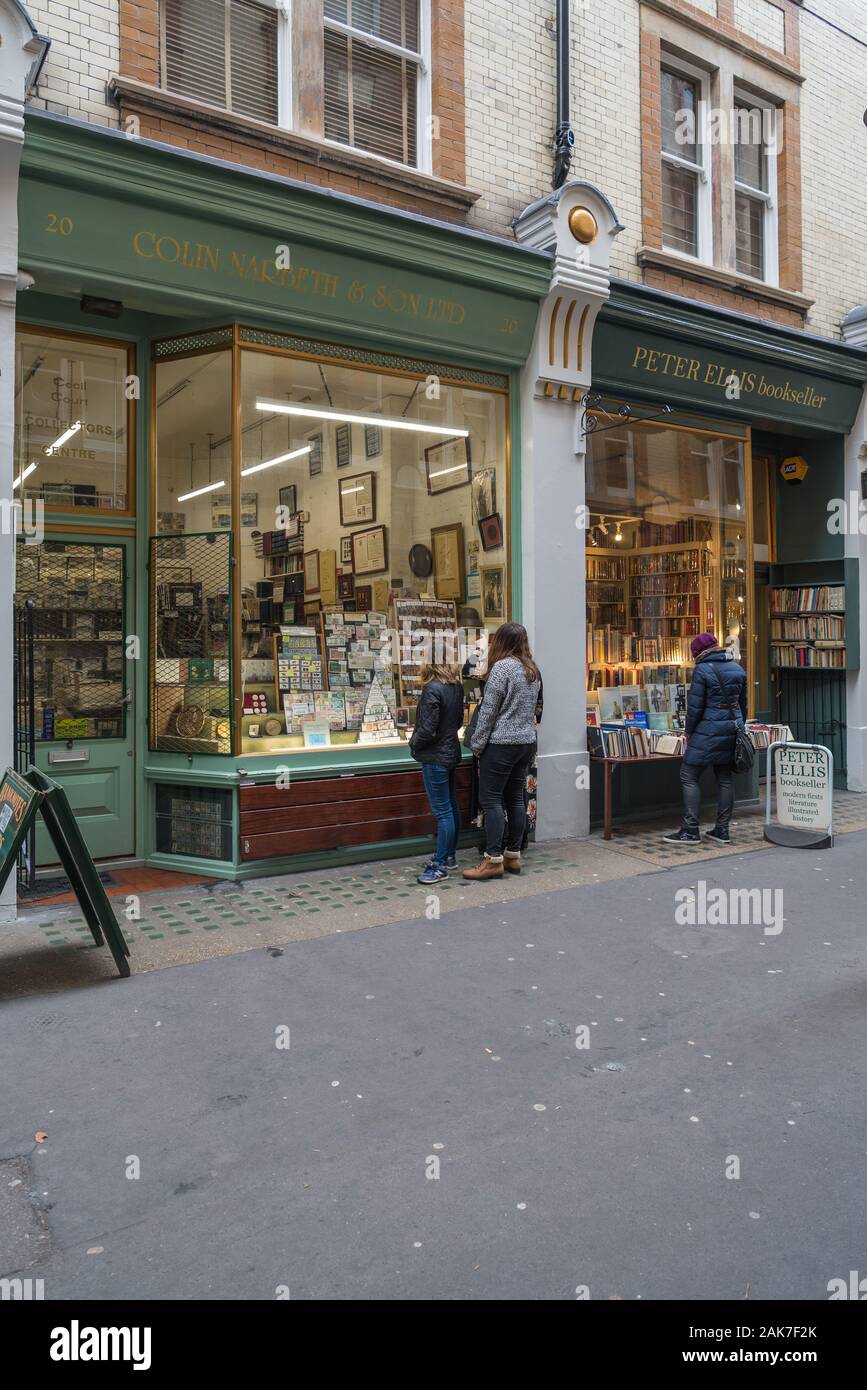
[
  {"left": 568, "top": 207, "right": 598, "bottom": 244},
  {"left": 215, "top": 718, "right": 231, "bottom": 741},
  {"left": 264, "top": 716, "right": 283, "bottom": 737}
]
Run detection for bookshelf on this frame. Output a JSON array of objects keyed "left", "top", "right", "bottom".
[{"left": 770, "top": 585, "right": 846, "bottom": 670}]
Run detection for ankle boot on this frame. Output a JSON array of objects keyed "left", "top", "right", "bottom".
[
  {"left": 503, "top": 850, "right": 521, "bottom": 875},
  {"left": 462, "top": 854, "right": 504, "bottom": 881}
]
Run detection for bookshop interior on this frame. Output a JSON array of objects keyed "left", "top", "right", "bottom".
[
  {"left": 584, "top": 412, "right": 845, "bottom": 764},
  {"left": 150, "top": 332, "right": 509, "bottom": 757}
]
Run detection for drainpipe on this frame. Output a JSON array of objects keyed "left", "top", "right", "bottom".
[{"left": 552, "top": 0, "right": 575, "bottom": 189}]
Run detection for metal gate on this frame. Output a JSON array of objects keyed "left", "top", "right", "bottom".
[
  {"left": 776, "top": 670, "right": 847, "bottom": 787},
  {"left": 14, "top": 599, "right": 37, "bottom": 894}
]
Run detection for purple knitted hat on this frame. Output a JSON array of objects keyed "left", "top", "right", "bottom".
[{"left": 690, "top": 632, "right": 718, "bottom": 659}]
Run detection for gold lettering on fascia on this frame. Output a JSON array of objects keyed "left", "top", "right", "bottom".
[
  {"left": 132, "top": 230, "right": 338, "bottom": 299},
  {"left": 131, "top": 230, "right": 467, "bottom": 325},
  {"left": 630, "top": 345, "right": 828, "bottom": 412}
]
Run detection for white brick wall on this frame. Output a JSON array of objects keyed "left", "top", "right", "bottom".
[
  {"left": 733, "top": 0, "right": 786, "bottom": 54},
  {"left": 799, "top": 0, "right": 867, "bottom": 336},
  {"left": 26, "top": 0, "right": 120, "bottom": 127},
  {"left": 464, "top": 0, "right": 643, "bottom": 283}
]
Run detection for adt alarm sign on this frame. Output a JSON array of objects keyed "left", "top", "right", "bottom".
[{"left": 765, "top": 741, "right": 833, "bottom": 849}]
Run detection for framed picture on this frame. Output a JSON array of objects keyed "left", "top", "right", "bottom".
[
  {"left": 304, "top": 549, "right": 320, "bottom": 595},
  {"left": 279, "top": 484, "right": 297, "bottom": 513},
  {"left": 339, "top": 471, "right": 375, "bottom": 526},
  {"left": 424, "top": 435, "right": 471, "bottom": 495},
  {"left": 340, "top": 536, "right": 353, "bottom": 566},
  {"left": 471, "top": 467, "right": 497, "bottom": 521},
  {"left": 364, "top": 422, "right": 383, "bottom": 459},
  {"left": 430, "top": 522, "right": 465, "bottom": 602},
  {"left": 466, "top": 572, "right": 482, "bottom": 599},
  {"left": 354, "top": 584, "right": 373, "bottom": 611},
  {"left": 352, "top": 524, "right": 388, "bottom": 576},
  {"left": 307, "top": 432, "right": 323, "bottom": 477},
  {"left": 210, "top": 491, "right": 231, "bottom": 529},
  {"left": 598, "top": 686, "right": 641, "bottom": 723},
  {"left": 240, "top": 491, "right": 258, "bottom": 527},
  {"left": 337, "top": 574, "right": 355, "bottom": 600},
  {"left": 335, "top": 423, "right": 352, "bottom": 469},
  {"left": 480, "top": 565, "right": 506, "bottom": 621},
  {"left": 478, "top": 512, "right": 503, "bottom": 551}
]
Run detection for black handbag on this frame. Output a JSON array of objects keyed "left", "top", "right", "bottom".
[{"left": 707, "top": 663, "right": 754, "bottom": 773}]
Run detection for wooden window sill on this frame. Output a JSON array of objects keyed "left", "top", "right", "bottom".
[
  {"left": 109, "top": 76, "right": 480, "bottom": 217},
  {"left": 638, "top": 245, "right": 813, "bottom": 314}
]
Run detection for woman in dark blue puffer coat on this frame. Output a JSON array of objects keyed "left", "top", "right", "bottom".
[{"left": 663, "top": 632, "right": 747, "bottom": 847}]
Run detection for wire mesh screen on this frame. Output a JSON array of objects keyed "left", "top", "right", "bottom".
[{"left": 150, "top": 532, "right": 233, "bottom": 754}]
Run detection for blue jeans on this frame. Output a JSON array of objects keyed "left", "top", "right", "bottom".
[{"left": 421, "top": 765, "right": 461, "bottom": 864}]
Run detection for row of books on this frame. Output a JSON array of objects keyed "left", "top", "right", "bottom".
[
  {"left": 587, "top": 625, "right": 694, "bottom": 665},
  {"left": 744, "top": 722, "right": 794, "bottom": 748},
  {"left": 771, "top": 645, "right": 846, "bottom": 669},
  {"left": 771, "top": 615, "right": 845, "bottom": 641},
  {"left": 589, "top": 665, "right": 689, "bottom": 688},
  {"left": 630, "top": 573, "right": 700, "bottom": 595},
  {"left": 587, "top": 723, "right": 687, "bottom": 758},
  {"left": 630, "top": 596, "right": 701, "bottom": 618},
  {"left": 587, "top": 557, "right": 627, "bottom": 580},
  {"left": 587, "top": 582, "right": 625, "bottom": 604},
  {"left": 627, "top": 549, "right": 708, "bottom": 576},
  {"left": 771, "top": 586, "right": 845, "bottom": 614},
  {"left": 634, "top": 519, "right": 713, "bottom": 548}
]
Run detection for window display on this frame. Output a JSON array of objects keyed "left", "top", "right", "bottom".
[
  {"left": 15, "top": 328, "right": 133, "bottom": 513},
  {"left": 585, "top": 415, "right": 751, "bottom": 732},
  {"left": 15, "top": 541, "right": 126, "bottom": 740},
  {"left": 152, "top": 328, "right": 509, "bottom": 754}
]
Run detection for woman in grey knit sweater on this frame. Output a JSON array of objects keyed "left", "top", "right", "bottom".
[{"left": 464, "top": 622, "right": 541, "bottom": 881}]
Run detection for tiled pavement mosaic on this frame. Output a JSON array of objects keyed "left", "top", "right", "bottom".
[{"left": 4, "top": 790, "right": 866, "bottom": 996}]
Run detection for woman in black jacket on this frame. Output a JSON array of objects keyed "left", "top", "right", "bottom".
[
  {"left": 408, "top": 660, "right": 465, "bottom": 884},
  {"left": 663, "top": 632, "right": 747, "bottom": 847}
]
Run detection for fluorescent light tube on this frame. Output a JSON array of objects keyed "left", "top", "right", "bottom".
[
  {"left": 177, "top": 479, "right": 226, "bottom": 502},
  {"left": 44, "top": 420, "right": 82, "bottom": 455},
  {"left": 241, "top": 445, "right": 311, "bottom": 477},
  {"left": 429, "top": 463, "right": 469, "bottom": 479},
  {"left": 12, "top": 461, "right": 38, "bottom": 490},
  {"left": 255, "top": 400, "right": 469, "bottom": 438}
]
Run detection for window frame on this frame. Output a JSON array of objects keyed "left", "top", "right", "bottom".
[
  {"left": 14, "top": 324, "right": 137, "bottom": 520},
  {"left": 322, "top": 0, "right": 432, "bottom": 173},
  {"left": 733, "top": 88, "right": 779, "bottom": 287},
  {"left": 660, "top": 55, "right": 713, "bottom": 266}
]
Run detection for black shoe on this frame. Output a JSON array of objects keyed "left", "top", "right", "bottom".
[
  {"left": 662, "top": 828, "right": 702, "bottom": 846},
  {"left": 704, "top": 826, "right": 731, "bottom": 845}
]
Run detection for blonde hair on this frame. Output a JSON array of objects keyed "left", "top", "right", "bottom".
[{"left": 420, "top": 661, "right": 462, "bottom": 685}]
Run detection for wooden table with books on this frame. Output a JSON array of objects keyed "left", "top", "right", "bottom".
[{"left": 589, "top": 750, "right": 683, "bottom": 841}]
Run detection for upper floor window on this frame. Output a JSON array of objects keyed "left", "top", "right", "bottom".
[
  {"left": 660, "top": 62, "right": 711, "bottom": 261},
  {"left": 163, "top": 0, "right": 281, "bottom": 125},
  {"left": 734, "top": 95, "right": 778, "bottom": 283},
  {"left": 161, "top": 0, "right": 429, "bottom": 169},
  {"left": 324, "top": 1, "right": 424, "bottom": 166}
]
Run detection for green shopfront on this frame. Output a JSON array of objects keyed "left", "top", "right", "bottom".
[
  {"left": 583, "top": 280, "right": 867, "bottom": 827},
  {"left": 14, "top": 112, "right": 549, "bottom": 879}
]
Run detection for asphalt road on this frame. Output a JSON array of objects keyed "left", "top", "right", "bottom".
[{"left": 2, "top": 834, "right": 865, "bottom": 1301}]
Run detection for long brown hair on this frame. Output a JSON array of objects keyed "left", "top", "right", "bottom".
[{"left": 486, "top": 622, "right": 540, "bottom": 683}]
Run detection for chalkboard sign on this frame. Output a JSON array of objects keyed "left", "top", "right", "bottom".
[
  {"left": 0, "top": 770, "right": 43, "bottom": 890},
  {"left": 1, "top": 768, "right": 131, "bottom": 978}
]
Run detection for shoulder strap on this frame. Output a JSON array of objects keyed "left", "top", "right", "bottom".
[{"left": 705, "top": 661, "right": 743, "bottom": 728}]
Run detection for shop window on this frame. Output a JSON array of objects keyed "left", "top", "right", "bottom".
[
  {"left": 586, "top": 417, "right": 751, "bottom": 730},
  {"left": 660, "top": 62, "right": 711, "bottom": 261},
  {"left": 154, "top": 784, "right": 233, "bottom": 859},
  {"left": 15, "top": 541, "right": 126, "bottom": 741},
  {"left": 151, "top": 328, "right": 508, "bottom": 757},
  {"left": 14, "top": 328, "right": 133, "bottom": 513},
  {"left": 162, "top": 0, "right": 280, "bottom": 125}
]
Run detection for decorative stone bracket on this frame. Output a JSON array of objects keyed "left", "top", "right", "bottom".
[{"left": 512, "top": 181, "right": 623, "bottom": 401}]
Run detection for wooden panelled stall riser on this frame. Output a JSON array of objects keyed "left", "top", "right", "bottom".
[{"left": 240, "top": 767, "right": 474, "bottom": 860}]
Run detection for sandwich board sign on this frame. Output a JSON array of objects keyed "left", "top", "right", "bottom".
[
  {"left": 764, "top": 742, "right": 833, "bottom": 849},
  {"left": 0, "top": 767, "right": 131, "bottom": 977}
]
